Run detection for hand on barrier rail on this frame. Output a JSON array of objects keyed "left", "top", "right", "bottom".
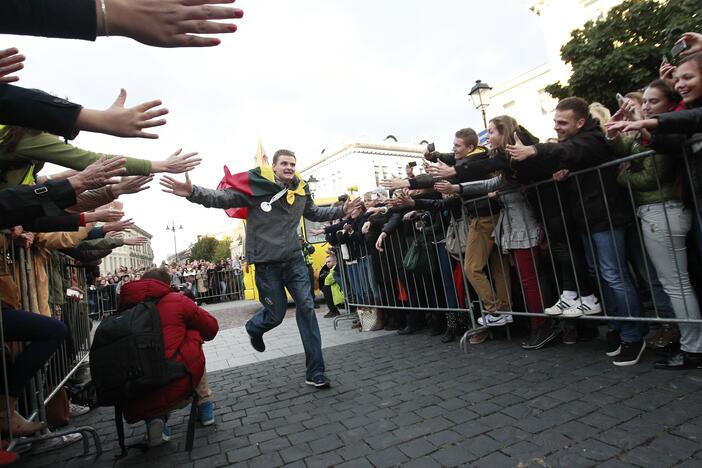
[
  {"left": 618, "top": 161, "right": 631, "bottom": 176},
  {"left": 375, "top": 232, "right": 387, "bottom": 252},
  {"left": 434, "top": 180, "right": 459, "bottom": 195},
  {"left": 0, "top": 47, "right": 25, "bottom": 83},
  {"left": 152, "top": 149, "right": 202, "bottom": 174},
  {"left": 74, "top": 89, "right": 168, "bottom": 139},
  {"left": 679, "top": 32, "right": 702, "bottom": 57},
  {"left": 361, "top": 221, "right": 371, "bottom": 235},
  {"left": 100, "top": 0, "right": 245, "bottom": 48},
  {"left": 424, "top": 159, "right": 455, "bottom": 178},
  {"left": 13, "top": 231, "right": 34, "bottom": 249},
  {"left": 552, "top": 169, "right": 570, "bottom": 183},
  {"left": 112, "top": 175, "right": 154, "bottom": 196},
  {"left": 402, "top": 210, "right": 417, "bottom": 222}
]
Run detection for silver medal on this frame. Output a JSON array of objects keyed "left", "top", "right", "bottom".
[{"left": 260, "top": 202, "right": 272, "bottom": 212}]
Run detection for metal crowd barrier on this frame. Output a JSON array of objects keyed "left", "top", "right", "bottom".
[
  {"left": 0, "top": 233, "right": 101, "bottom": 460},
  {"left": 334, "top": 136, "right": 702, "bottom": 352},
  {"left": 173, "top": 268, "right": 246, "bottom": 304}
]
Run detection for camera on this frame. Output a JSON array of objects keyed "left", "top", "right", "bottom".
[
  {"left": 338, "top": 194, "right": 349, "bottom": 203},
  {"left": 407, "top": 161, "right": 417, "bottom": 168}
]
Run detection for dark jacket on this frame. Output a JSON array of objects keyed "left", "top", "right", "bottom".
[
  {"left": 187, "top": 177, "right": 342, "bottom": 264},
  {"left": 0, "top": 85, "right": 82, "bottom": 140},
  {"left": 1, "top": 0, "right": 96, "bottom": 40},
  {"left": 656, "top": 107, "right": 702, "bottom": 134},
  {"left": 451, "top": 147, "right": 501, "bottom": 219},
  {"left": 120, "top": 279, "right": 218, "bottom": 423},
  {"left": 0, "top": 179, "right": 80, "bottom": 230},
  {"left": 516, "top": 116, "right": 631, "bottom": 232}
]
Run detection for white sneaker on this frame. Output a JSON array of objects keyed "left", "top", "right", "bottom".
[
  {"left": 477, "top": 314, "right": 514, "bottom": 327},
  {"left": 68, "top": 403, "right": 91, "bottom": 417},
  {"left": 544, "top": 292, "right": 577, "bottom": 316},
  {"left": 562, "top": 294, "right": 602, "bottom": 317}
]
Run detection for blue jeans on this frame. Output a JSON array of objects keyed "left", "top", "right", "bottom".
[
  {"left": 581, "top": 229, "right": 643, "bottom": 342},
  {"left": 247, "top": 255, "right": 325, "bottom": 379},
  {"left": 436, "top": 242, "right": 458, "bottom": 309}
]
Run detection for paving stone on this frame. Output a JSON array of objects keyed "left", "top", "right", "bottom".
[
  {"left": 430, "top": 441, "right": 478, "bottom": 466},
  {"left": 225, "top": 445, "right": 261, "bottom": 464},
  {"left": 571, "top": 438, "right": 621, "bottom": 462},
  {"left": 308, "top": 434, "right": 344, "bottom": 454},
  {"left": 278, "top": 444, "right": 313, "bottom": 464},
  {"left": 397, "top": 437, "right": 436, "bottom": 458},
  {"left": 366, "top": 446, "right": 410, "bottom": 468},
  {"left": 471, "top": 451, "right": 517, "bottom": 468},
  {"left": 305, "top": 452, "right": 345, "bottom": 468}
]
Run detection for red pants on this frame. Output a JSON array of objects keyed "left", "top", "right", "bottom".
[{"left": 512, "top": 248, "right": 545, "bottom": 328}]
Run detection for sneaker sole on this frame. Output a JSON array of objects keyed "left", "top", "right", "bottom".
[
  {"left": 605, "top": 346, "right": 621, "bottom": 357},
  {"left": 522, "top": 332, "right": 558, "bottom": 350},
  {"left": 200, "top": 418, "right": 215, "bottom": 426},
  {"left": 612, "top": 343, "right": 646, "bottom": 367},
  {"left": 147, "top": 419, "right": 166, "bottom": 447},
  {"left": 305, "top": 380, "right": 330, "bottom": 388},
  {"left": 544, "top": 309, "right": 564, "bottom": 316}
]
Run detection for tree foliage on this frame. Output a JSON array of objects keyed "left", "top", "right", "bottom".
[
  {"left": 189, "top": 236, "right": 218, "bottom": 262},
  {"left": 189, "top": 236, "right": 232, "bottom": 263},
  {"left": 546, "top": 0, "right": 702, "bottom": 110}
]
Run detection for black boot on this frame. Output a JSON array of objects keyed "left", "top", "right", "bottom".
[{"left": 397, "top": 325, "right": 417, "bottom": 335}]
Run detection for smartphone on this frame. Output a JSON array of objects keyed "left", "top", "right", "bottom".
[
  {"left": 662, "top": 55, "right": 670, "bottom": 65},
  {"left": 426, "top": 143, "right": 435, "bottom": 153},
  {"left": 407, "top": 161, "right": 417, "bottom": 168},
  {"left": 671, "top": 39, "right": 688, "bottom": 58},
  {"left": 615, "top": 93, "right": 625, "bottom": 107}
]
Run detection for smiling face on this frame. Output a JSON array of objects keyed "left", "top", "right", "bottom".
[
  {"left": 553, "top": 109, "right": 585, "bottom": 142},
  {"left": 452, "top": 137, "right": 474, "bottom": 158},
  {"left": 488, "top": 121, "right": 503, "bottom": 149},
  {"left": 642, "top": 86, "right": 677, "bottom": 118},
  {"left": 675, "top": 59, "right": 702, "bottom": 105},
  {"left": 272, "top": 154, "right": 297, "bottom": 184}
]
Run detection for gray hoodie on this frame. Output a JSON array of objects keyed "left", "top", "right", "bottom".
[{"left": 187, "top": 179, "right": 342, "bottom": 264}]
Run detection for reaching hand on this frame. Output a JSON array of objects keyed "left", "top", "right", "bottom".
[
  {"left": 425, "top": 160, "right": 455, "bottom": 178},
  {"left": 104, "top": 0, "right": 245, "bottom": 48},
  {"left": 309, "top": 227, "right": 325, "bottom": 236},
  {"left": 680, "top": 32, "right": 702, "bottom": 57},
  {"left": 103, "top": 218, "right": 134, "bottom": 233},
  {"left": 154, "top": 149, "right": 202, "bottom": 174},
  {"left": 76, "top": 89, "right": 168, "bottom": 139},
  {"left": 91, "top": 208, "right": 125, "bottom": 223},
  {"left": 361, "top": 221, "right": 371, "bottom": 235},
  {"left": 405, "top": 163, "right": 415, "bottom": 178},
  {"left": 124, "top": 236, "right": 148, "bottom": 246},
  {"left": 0, "top": 47, "right": 25, "bottom": 83},
  {"left": 112, "top": 175, "right": 154, "bottom": 196},
  {"left": 606, "top": 119, "right": 654, "bottom": 134},
  {"left": 160, "top": 172, "right": 194, "bottom": 197},
  {"left": 380, "top": 178, "right": 410, "bottom": 190},
  {"left": 402, "top": 210, "right": 417, "bottom": 222},
  {"left": 70, "top": 155, "right": 127, "bottom": 192},
  {"left": 506, "top": 133, "right": 537, "bottom": 161},
  {"left": 434, "top": 180, "right": 459, "bottom": 195},
  {"left": 342, "top": 197, "right": 363, "bottom": 215}
]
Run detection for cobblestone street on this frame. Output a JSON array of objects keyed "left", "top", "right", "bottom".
[{"left": 20, "top": 308, "right": 702, "bottom": 468}]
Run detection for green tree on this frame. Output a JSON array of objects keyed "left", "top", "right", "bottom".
[
  {"left": 189, "top": 236, "right": 218, "bottom": 262},
  {"left": 213, "top": 237, "right": 233, "bottom": 263},
  {"left": 546, "top": 0, "right": 702, "bottom": 110}
]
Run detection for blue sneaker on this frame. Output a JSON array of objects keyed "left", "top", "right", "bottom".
[
  {"left": 305, "top": 375, "right": 331, "bottom": 388},
  {"left": 198, "top": 401, "right": 215, "bottom": 426},
  {"left": 145, "top": 417, "right": 171, "bottom": 447}
]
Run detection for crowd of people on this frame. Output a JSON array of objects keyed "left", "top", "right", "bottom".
[
  {"left": 307, "top": 33, "right": 702, "bottom": 373},
  {"left": 2, "top": 1, "right": 702, "bottom": 461},
  {"left": 0, "top": 0, "right": 243, "bottom": 457}
]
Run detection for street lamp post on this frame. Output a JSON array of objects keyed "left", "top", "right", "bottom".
[
  {"left": 469, "top": 79, "right": 493, "bottom": 130},
  {"left": 166, "top": 221, "right": 183, "bottom": 264},
  {"left": 307, "top": 175, "right": 319, "bottom": 199}
]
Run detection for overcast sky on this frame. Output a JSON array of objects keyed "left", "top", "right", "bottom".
[{"left": 4, "top": 0, "right": 548, "bottom": 263}]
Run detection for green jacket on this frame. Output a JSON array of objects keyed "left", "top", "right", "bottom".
[
  {"left": 323, "top": 265, "right": 344, "bottom": 306},
  {"left": 614, "top": 135, "right": 676, "bottom": 206},
  {"left": 0, "top": 132, "right": 151, "bottom": 189}
]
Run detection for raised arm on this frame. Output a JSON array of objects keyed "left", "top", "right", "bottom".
[{"left": 160, "top": 172, "right": 253, "bottom": 209}]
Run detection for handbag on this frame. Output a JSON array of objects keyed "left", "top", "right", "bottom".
[
  {"left": 445, "top": 217, "right": 468, "bottom": 259},
  {"left": 357, "top": 307, "right": 384, "bottom": 331},
  {"left": 402, "top": 236, "right": 434, "bottom": 273},
  {"left": 46, "top": 386, "right": 70, "bottom": 429}
]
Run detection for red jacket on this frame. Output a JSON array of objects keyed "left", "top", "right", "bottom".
[{"left": 118, "top": 279, "right": 218, "bottom": 423}]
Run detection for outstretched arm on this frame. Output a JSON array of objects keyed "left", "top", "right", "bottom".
[{"left": 160, "top": 172, "right": 253, "bottom": 209}]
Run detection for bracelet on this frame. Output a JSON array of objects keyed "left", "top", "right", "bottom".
[{"left": 100, "top": 0, "right": 109, "bottom": 37}]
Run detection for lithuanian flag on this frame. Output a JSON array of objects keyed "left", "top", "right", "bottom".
[{"left": 217, "top": 165, "right": 308, "bottom": 219}]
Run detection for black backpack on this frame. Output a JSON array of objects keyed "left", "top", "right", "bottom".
[{"left": 89, "top": 298, "right": 187, "bottom": 406}]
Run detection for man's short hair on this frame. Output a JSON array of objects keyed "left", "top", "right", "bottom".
[
  {"left": 556, "top": 97, "right": 590, "bottom": 121},
  {"left": 272, "top": 149, "right": 296, "bottom": 165},
  {"left": 141, "top": 267, "right": 171, "bottom": 285},
  {"left": 454, "top": 128, "right": 479, "bottom": 148}
]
